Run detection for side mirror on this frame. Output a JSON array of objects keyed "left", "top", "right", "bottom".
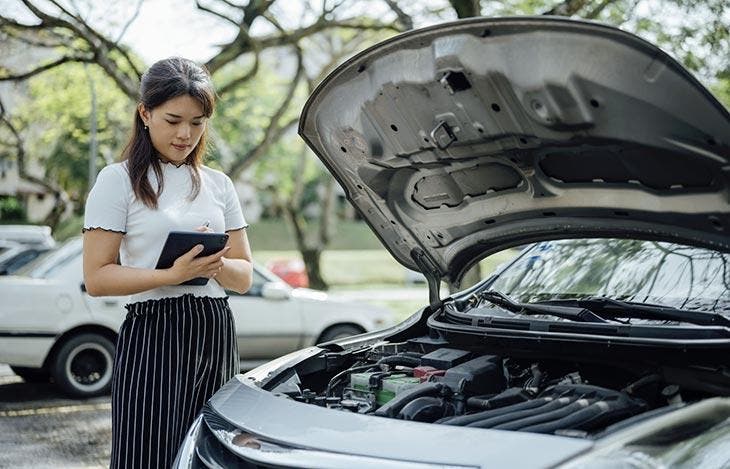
[{"left": 261, "top": 282, "right": 291, "bottom": 301}]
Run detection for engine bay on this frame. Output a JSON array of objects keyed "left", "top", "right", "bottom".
[{"left": 267, "top": 335, "right": 730, "bottom": 439}]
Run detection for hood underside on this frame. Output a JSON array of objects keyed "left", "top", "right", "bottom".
[{"left": 299, "top": 17, "right": 730, "bottom": 284}]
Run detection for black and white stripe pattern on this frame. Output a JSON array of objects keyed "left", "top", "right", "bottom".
[{"left": 110, "top": 294, "right": 239, "bottom": 469}]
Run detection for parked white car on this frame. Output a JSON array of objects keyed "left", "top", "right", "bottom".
[
  {"left": 0, "top": 237, "right": 398, "bottom": 397},
  {"left": 0, "top": 224, "right": 56, "bottom": 249}
]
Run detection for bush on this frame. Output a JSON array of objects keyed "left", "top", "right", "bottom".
[{"left": 0, "top": 196, "right": 26, "bottom": 221}]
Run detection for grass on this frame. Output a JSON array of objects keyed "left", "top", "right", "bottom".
[
  {"left": 256, "top": 248, "right": 520, "bottom": 319},
  {"left": 247, "top": 219, "right": 385, "bottom": 251}
]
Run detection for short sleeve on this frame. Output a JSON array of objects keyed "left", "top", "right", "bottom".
[
  {"left": 223, "top": 175, "right": 247, "bottom": 232},
  {"left": 82, "top": 164, "right": 129, "bottom": 234}
]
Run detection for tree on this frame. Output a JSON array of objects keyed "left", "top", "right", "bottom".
[
  {"left": 17, "top": 63, "right": 131, "bottom": 210},
  {"left": 1, "top": 0, "right": 727, "bottom": 283}
]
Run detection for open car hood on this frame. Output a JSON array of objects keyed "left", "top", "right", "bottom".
[{"left": 299, "top": 17, "right": 730, "bottom": 286}]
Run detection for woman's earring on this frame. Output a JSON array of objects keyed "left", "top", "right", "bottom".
[{"left": 144, "top": 124, "right": 148, "bottom": 130}]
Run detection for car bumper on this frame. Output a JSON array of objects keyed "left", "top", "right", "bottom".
[{"left": 0, "top": 335, "right": 54, "bottom": 367}]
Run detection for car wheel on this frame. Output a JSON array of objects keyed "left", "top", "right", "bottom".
[
  {"left": 50, "top": 333, "right": 115, "bottom": 398},
  {"left": 318, "top": 324, "right": 364, "bottom": 343},
  {"left": 10, "top": 366, "right": 50, "bottom": 383}
]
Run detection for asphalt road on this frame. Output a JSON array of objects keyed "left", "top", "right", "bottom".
[{"left": 0, "top": 365, "right": 111, "bottom": 468}]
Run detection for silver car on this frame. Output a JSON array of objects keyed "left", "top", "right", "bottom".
[{"left": 174, "top": 16, "right": 730, "bottom": 469}]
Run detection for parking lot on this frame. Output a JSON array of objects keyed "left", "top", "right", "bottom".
[{"left": 0, "top": 365, "right": 110, "bottom": 468}]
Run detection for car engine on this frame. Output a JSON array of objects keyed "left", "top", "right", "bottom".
[{"left": 269, "top": 336, "right": 728, "bottom": 438}]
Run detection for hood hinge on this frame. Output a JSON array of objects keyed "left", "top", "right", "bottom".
[{"left": 411, "top": 248, "right": 445, "bottom": 311}]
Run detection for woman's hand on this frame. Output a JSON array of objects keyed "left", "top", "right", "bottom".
[{"left": 168, "top": 244, "right": 230, "bottom": 285}]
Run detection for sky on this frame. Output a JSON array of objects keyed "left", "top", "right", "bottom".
[{"left": 116, "top": 0, "right": 239, "bottom": 64}]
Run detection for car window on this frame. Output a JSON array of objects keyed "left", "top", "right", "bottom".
[
  {"left": 227, "top": 268, "right": 269, "bottom": 297},
  {"left": 2, "top": 249, "right": 43, "bottom": 274},
  {"left": 487, "top": 239, "right": 730, "bottom": 313},
  {"left": 15, "top": 238, "right": 82, "bottom": 279}
]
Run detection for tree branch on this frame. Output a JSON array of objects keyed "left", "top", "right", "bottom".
[
  {"left": 195, "top": 0, "right": 242, "bottom": 26},
  {"left": 217, "top": 48, "right": 260, "bottom": 94},
  {"left": 114, "top": 0, "right": 143, "bottom": 43},
  {"left": 206, "top": 15, "right": 401, "bottom": 75},
  {"left": 542, "top": 0, "right": 592, "bottom": 16},
  {"left": 585, "top": 0, "right": 617, "bottom": 19},
  {"left": 0, "top": 55, "right": 92, "bottom": 81},
  {"left": 227, "top": 46, "right": 304, "bottom": 178},
  {"left": 12, "top": 0, "right": 141, "bottom": 97},
  {"left": 383, "top": 0, "right": 414, "bottom": 30}
]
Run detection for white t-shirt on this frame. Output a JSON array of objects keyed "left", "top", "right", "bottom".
[{"left": 83, "top": 160, "right": 247, "bottom": 304}]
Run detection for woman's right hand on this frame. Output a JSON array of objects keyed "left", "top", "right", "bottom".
[{"left": 167, "top": 244, "right": 230, "bottom": 285}]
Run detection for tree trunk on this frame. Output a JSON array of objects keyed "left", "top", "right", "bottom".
[
  {"left": 449, "top": 0, "right": 481, "bottom": 18},
  {"left": 302, "top": 248, "right": 327, "bottom": 290},
  {"left": 42, "top": 191, "right": 69, "bottom": 229}
]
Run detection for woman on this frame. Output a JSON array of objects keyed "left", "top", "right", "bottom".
[{"left": 82, "top": 57, "right": 252, "bottom": 468}]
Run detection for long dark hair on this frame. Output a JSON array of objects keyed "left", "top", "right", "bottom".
[{"left": 121, "top": 57, "right": 216, "bottom": 209}]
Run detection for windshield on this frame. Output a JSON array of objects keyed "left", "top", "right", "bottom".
[
  {"left": 14, "top": 237, "right": 82, "bottom": 279},
  {"left": 486, "top": 239, "right": 730, "bottom": 314}
]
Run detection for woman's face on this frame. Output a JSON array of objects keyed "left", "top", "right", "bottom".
[{"left": 138, "top": 94, "right": 207, "bottom": 165}]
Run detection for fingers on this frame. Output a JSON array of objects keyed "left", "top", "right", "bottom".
[
  {"left": 194, "top": 226, "right": 213, "bottom": 233},
  {"left": 182, "top": 244, "right": 205, "bottom": 259},
  {"left": 200, "top": 259, "right": 224, "bottom": 279},
  {"left": 199, "top": 246, "right": 230, "bottom": 262}
]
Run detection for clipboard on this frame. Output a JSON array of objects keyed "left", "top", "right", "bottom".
[{"left": 155, "top": 231, "right": 229, "bottom": 285}]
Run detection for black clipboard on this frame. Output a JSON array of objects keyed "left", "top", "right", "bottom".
[{"left": 155, "top": 231, "right": 229, "bottom": 285}]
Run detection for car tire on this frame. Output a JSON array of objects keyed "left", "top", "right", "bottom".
[
  {"left": 50, "top": 333, "right": 115, "bottom": 398},
  {"left": 10, "top": 366, "right": 50, "bottom": 383},
  {"left": 318, "top": 324, "right": 364, "bottom": 343}
]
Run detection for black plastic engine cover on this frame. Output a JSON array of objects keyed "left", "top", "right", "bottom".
[{"left": 440, "top": 355, "right": 506, "bottom": 395}]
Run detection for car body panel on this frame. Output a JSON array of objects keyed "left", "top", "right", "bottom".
[
  {"left": 228, "top": 289, "right": 305, "bottom": 359},
  {"left": 0, "top": 237, "right": 396, "bottom": 369},
  {"left": 0, "top": 224, "right": 56, "bottom": 249},
  {"left": 299, "top": 17, "right": 730, "bottom": 284},
  {"left": 208, "top": 376, "right": 593, "bottom": 468},
  {"left": 0, "top": 337, "right": 55, "bottom": 367}
]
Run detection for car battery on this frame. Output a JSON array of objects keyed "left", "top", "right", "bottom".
[
  {"left": 350, "top": 372, "right": 376, "bottom": 392},
  {"left": 413, "top": 366, "right": 446, "bottom": 382},
  {"left": 376, "top": 375, "right": 421, "bottom": 405}
]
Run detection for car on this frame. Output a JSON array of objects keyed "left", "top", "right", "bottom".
[
  {"left": 266, "top": 258, "right": 310, "bottom": 288},
  {"left": 0, "top": 237, "right": 398, "bottom": 398},
  {"left": 173, "top": 17, "right": 730, "bottom": 469},
  {"left": 0, "top": 243, "right": 50, "bottom": 275},
  {"left": 0, "top": 224, "right": 56, "bottom": 249}
]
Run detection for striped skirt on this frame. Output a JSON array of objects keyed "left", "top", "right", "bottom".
[{"left": 110, "top": 294, "right": 239, "bottom": 469}]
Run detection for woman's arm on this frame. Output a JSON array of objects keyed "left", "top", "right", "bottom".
[
  {"left": 82, "top": 229, "right": 230, "bottom": 297},
  {"left": 214, "top": 228, "right": 253, "bottom": 294}
]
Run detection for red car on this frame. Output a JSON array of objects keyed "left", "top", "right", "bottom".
[{"left": 266, "top": 258, "right": 309, "bottom": 288}]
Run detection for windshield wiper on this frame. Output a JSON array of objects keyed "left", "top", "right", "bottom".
[
  {"left": 534, "top": 297, "right": 730, "bottom": 327},
  {"left": 479, "top": 290, "right": 608, "bottom": 323}
]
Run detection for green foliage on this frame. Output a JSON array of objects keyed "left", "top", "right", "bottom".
[
  {"left": 18, "top": 63, "right": 133, "bottom": 209},
  {"left": 0, "top": 196, "right": 26, "bottom": 221},
  {"left": 53, "top": 214, "right": 84, "bottom": 241},
  {"left": 710, "top": 76, "right": 730, "bottom": 109},
  {"left": 208, "top": 62, "right": 305, "bottom": 170}
]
